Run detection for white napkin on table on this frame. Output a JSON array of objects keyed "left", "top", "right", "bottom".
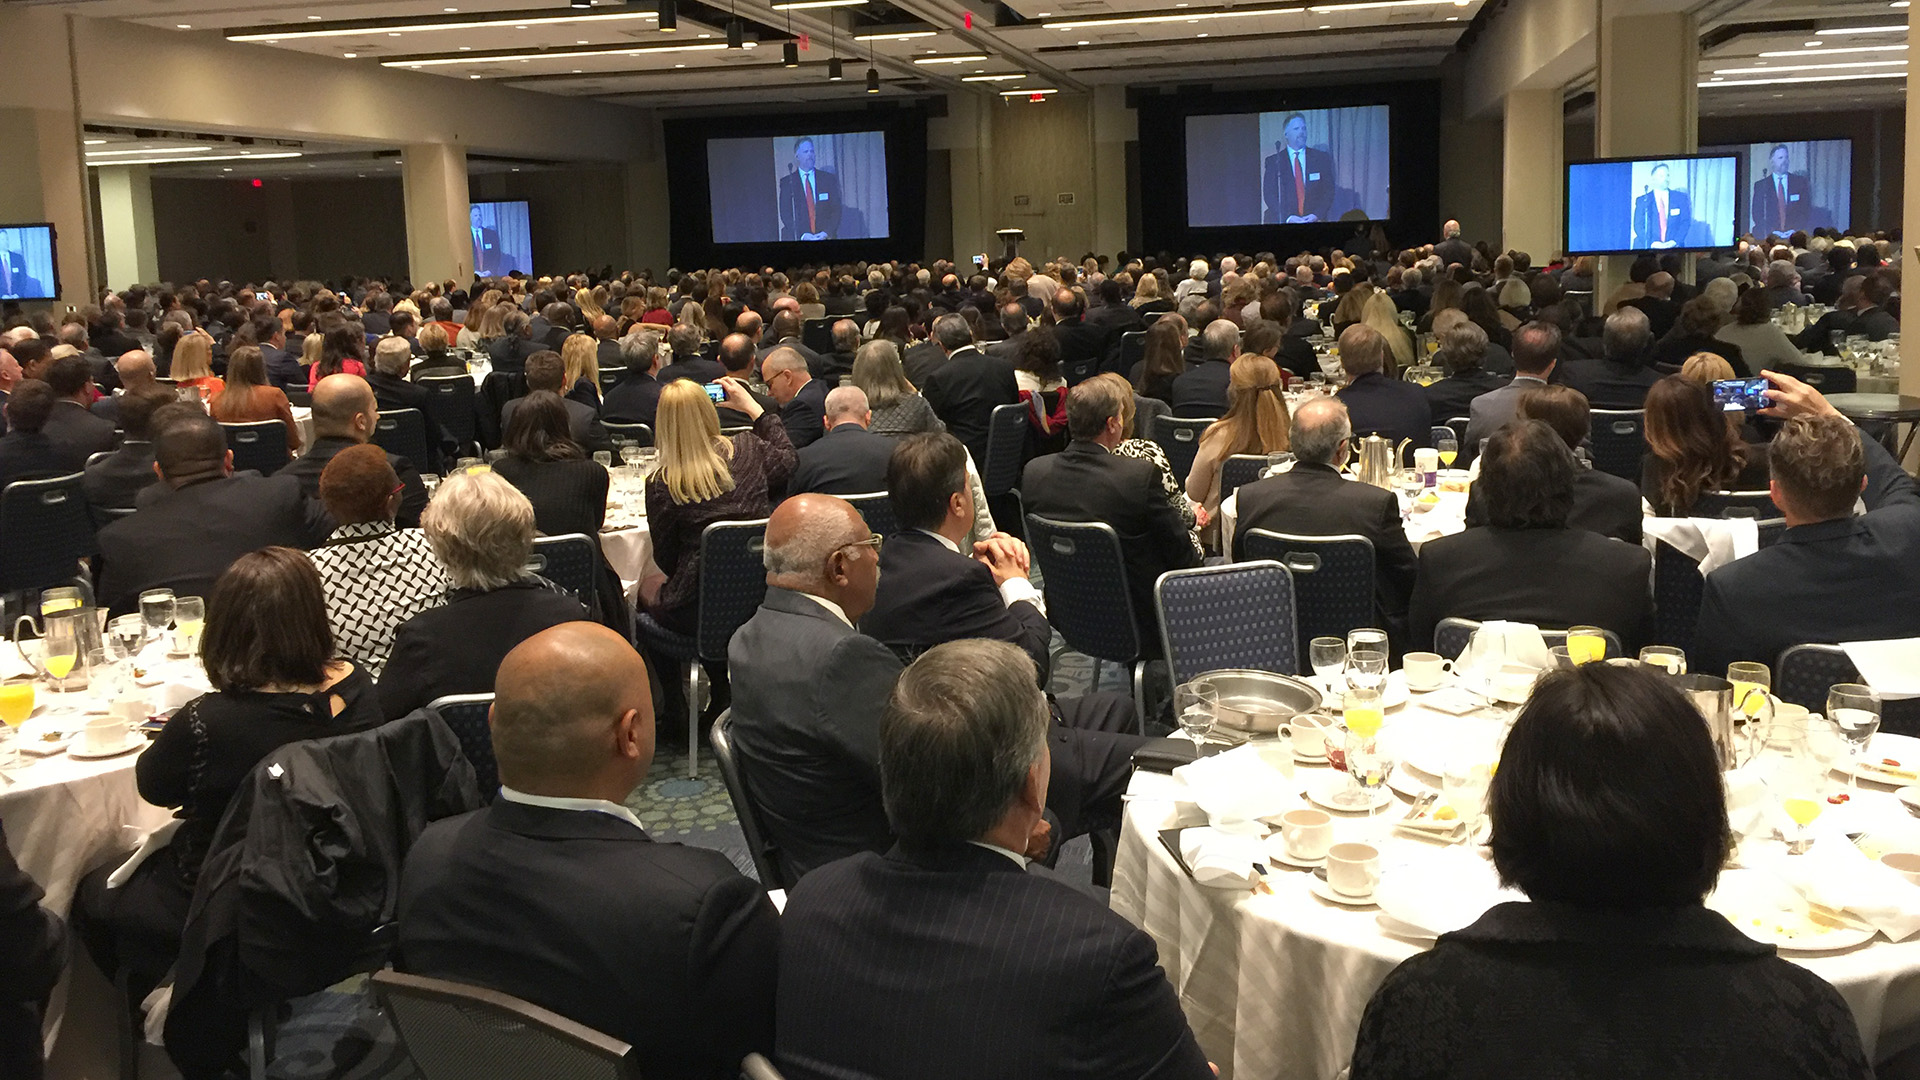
[
  {"left": 1642, "top": 516, "right": 1760, "bottom": 575},
  {"left": 1170, "top": 744, "right": 1301, "bottom": 827},
  {"left": 0, "top": 649, "right": 32, "bottom": 680},
  {"left": 1840, "top": 638, "right": 1920, "bottom": 700},
  {"left": 1178, "top": 824, "right": 1268, "bottom": 889},
  {"left": 1768, "top": 843, "right": 1920, "bottom": 942},
  {"left": 1724, "top": 767, "right": 1772, "bottom": 846},
  {"left": 1454, "top": 620, "right": 1554, "bottom": 688}
]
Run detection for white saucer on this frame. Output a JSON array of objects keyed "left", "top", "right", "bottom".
[
  {"left": 1269, "top": 844, "right": 1327, "bottom": 869},
  {"left": 67, "top": 732, "right": 146, "bottom": 759},
  {"left": 1294, "top": 748, "right": 1329, "bottom": 765},
  {"left": 1306, "top": 774, "right": 1394, "bottom": 813},
  {"left": 1308, "top": 874, "right": 1377, "bottom": 907}
]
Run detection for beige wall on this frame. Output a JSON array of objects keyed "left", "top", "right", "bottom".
[
  {"left": 151, "top": 177, "right": 410, "bottom": 284},
  {"left": 471, "top": 167, "right": 634, "bottom": 275},
  {"left": 986, "top": 94, "right": 1097, "bottom": 264}
]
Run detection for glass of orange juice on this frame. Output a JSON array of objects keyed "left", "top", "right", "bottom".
[
  {"left": 0, "top": 678, "right": 32, "bottom": 770},
  {"left": 1565, "top": 626, "right": 1607, "bottom": 665}
]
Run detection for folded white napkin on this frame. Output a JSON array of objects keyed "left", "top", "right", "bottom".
[
  {"left": 1178, "top": 824, "right": 1268, "bottom": 889},
  {"left": 0, "top": 649, "right": 32, "bottom": 681},
  {"left": 1840, "top": 638, "right": 1920, "bottom": 699},
  {"left": 1171, "top": 744, "right": 1301, "bottom": 827},
  {"left": 1455, "top": 620, "right": 1554, "bottom": 689},
  {"left": 1642, "top": 516, "right": 1760, "bottom": 575},
  {"left": 1769, "top": 843, "right": 1920, "bottom": 942},
  {"left": 106, "top": 818, "right": 182, "bottom": 889}
]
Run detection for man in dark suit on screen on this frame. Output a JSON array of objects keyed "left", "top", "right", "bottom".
[
  {"left": 0, "top": 246, "right": 46, "bottom": 302},
  {"left": 778, "top": 138, "right": 843, "bottom": 241},
  {"left": 1262, "top": 113, "right": 1335, "bottom": 224},
  {"left": 1751, "top": 143, "right": 1813, "bottom": 236},
  {"left": 1631, "top": 163, "right": 1693, "bottom": 250},
  {"left": 775, "top": 638, "right": 1213, "bottom": 1080},
  {"left": 468, "top": 205, "right": 509, "bottom": 277}
]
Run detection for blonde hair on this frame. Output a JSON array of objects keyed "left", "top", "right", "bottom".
[
  {"left": 655, "top": 379, "right": 737, "bottom": 505},
  {"left": 1088, "top": 374, "right": 1138, "bottom": 438},
  {"left": 1680, "top": 352, "right": 1736, "bottom": 386},
  {"left": 418, "top": 322, "right": 450, "bottom": 352},
  {"left": 1132, "top": 274, "right": 1162, "bottom": 303},
  {"left": 300, "top": 332, "right": 324, "bottom": 368},
  {"left": 560, "top": 333, "right": 599, "bottom": 395},
  {"left": 421, "top": 468, "right": 536, "bottom": 590},
  {"left": 1362, "top": 291, "right": 1414, "bottom": 369},
  {"left": 172, "top": 332, "right": 215, "bottom": 381},
  {"left": 477, "top": 303, "right": 511, "bottom": 340},
  {"left": 574, "top": 287, "right": 604, "bottom": 322},
  {"left": 1199, "top": 354, "right": 1292, "bottom": 459}
]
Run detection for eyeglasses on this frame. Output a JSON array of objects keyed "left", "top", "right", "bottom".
[{"left": 836, "top": 532, "right": 884, "bottom": 556}]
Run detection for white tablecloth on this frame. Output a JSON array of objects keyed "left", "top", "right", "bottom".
[
  {"left": 603, "top": 468, "right": 660, "bottom": 602},
  {"left": 1219, "top": 469, "right": 1470, "bottom": 555},
  {"left": 1112, "top": 690, "right": 1920, "bottom": 1079}
]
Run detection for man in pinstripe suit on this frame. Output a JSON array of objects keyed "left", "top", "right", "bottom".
[{"left": 775, "top": 640, "right": 1213, "bottom": 1080}]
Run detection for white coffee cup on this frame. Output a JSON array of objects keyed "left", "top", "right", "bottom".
[
  {"left": 110, "top": 693, "right": 147, "bottom": 726},
  {"left": 1279, "top": 808, "right": 1334, "bottom": 861},
  {"left": 1883, "top": 851, "right": 1920, "bottom": 886},
  {"left": 1326, "top": 842, "right": 1381, "bottom": 897},
  {"left": 82, "top": 716, "right": 132, "bottom": 754},
  {"left": 1413, "top": 447, "right": 1440, "bottom": 475},
  {"left": 1280, "top": 713, "right": 1334, "bottom": 757},
  {"left": 1403, "top": 652, "right": 1453, "bottom": 691},
  {"left": 1490, "top": 664, "right": 1539, "bottom": 705}
]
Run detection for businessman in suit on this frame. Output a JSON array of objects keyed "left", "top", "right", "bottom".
[
  {"left": 778, "top": 138, "right": 843, "bottom": 241},
  {"left": 469, "top": 206, "right": 508, "bottom": 277},
  {"left": 1461, "top": 321, "right": 1559, "bottom": 466},
  {"left": 83, "top": 386, "right": 172, "bottom": 510},
  {"left": 1170, "top": 319, "right": 1239, "bottom": 417},
  {"left": 763, "top": 346, "right": 829, "bottom": 449},
  {"left": 95, "top": 411, "right": 331, "bottom": 616},
  {"left": 500, "top": 351, "right": 612, "bottom": 455},
  {"left": 0, "top": 248, "right": 46, "bottom": 302},
  {"left": 1555, "top": 308, "right": 1661, "bottom": 410},
  {"left": 1693, "top": 377, "right": 1920, "bottom": 678},
  {"left": 920, "top": 313, "right": 1017, "bottom": 470},
  {"left": 775, "top": 638, "right": 1214, "bottom": 1080},
  {"left": 1335, "top": 323, "right": 1432, "bottom": 450},
  {"left": 1262, "top": 113, "right": 1336, "bottom": 224},
  {"left": 1751, "top": 144, "right": 1813, "bottom": 236},
  {"left": 1632, "top": 163, "right": 1693, "bottom": 250},
  {"left": 398, "top": 622, "right": 778, "bottom": 1080},
  {"left": 41, "top": 355, "right": 118, "bottom": 470},
  {"left": 787, "top": 387, "right": 895, "bottom": 496},
  {"left": 278, "top": 374, "right": 431, "bottom": 527},
  {"left": 1482, "top": 384, "right": 1643, "bottom": 545}
]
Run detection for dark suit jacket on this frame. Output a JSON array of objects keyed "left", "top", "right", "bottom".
[
  {"left": 861, "top": 530, "right": 1052, "bottom": 678},
  {"left": 779, "top": 168, "right": 843, "bottom": 240},
  {"left": 1053, "top": 318, "right": 1111, "bottom": 383},
  {"left": 398, "top": 800, "right": 777, "bottom": 1080},
  {"left": 982, "top": 334, "right": 1027, "bottom": 364},
  {"left": 280, "top": 435, "right": 429, "bottom": 528},
  {"left": 82, "top": 440, "right": 158, "bottom": 510},
  {"left": 1752, "top": 171, "right": 1814, "bottom": 235},
  {"left": 260, "top": 344, "right": 305, "bottom": 390},
  {"left": 1234, "top": 462, "right": 1419, "bottom": 630},
  {"left": 787, "top": 423, "right": 895, "bottom": 496},
  {"left": 816, "top": 350, "right": 858, "bottom": 384},
  {"left": 656, "top": 357, "right": 726, "bottom": 386},
  {"left": 1693, "top": 436, "right": 1920, "bottom": 677},
  {"left": 1169, "top": 359, "right": 1231, "bottom": 418},
  {"left": 1338, "top": 372, "right": 1434, "bottom": 449},
  {"left": 486, "top": 335, "right": 543, "bottom": 373},
  {"left": 1408, "top": 526, "right": 1652, "bottom": 652},
  {"left": 1632, "top": 188, "right": 1693, "bottom": 249},
  {"left": 42, "top": 400, "right": 118, "bottom": 471},
  {"left": 0, "top": 432, "right": 75, "bottom": 491},
  {"left": 1464, "top": 464, "right": 1644, "bottom": 544},
  {"left": 1423, "top": 371, "right": 1506, "bottom": 424},
  {"left": 0, "top": 822, "right": 65, "bottom": 1080},
  {"left": 1434, "top": 237, "right": 1474, "bottom": 269},
  {"left": 758, "top": 337, "right": 823, "bottom": 377},
  {"left": 922, "top": 347, "right": 1018, "bottom": 469},
  {"left": 902, "top": 341, "right": 951, "bottom": 388},
  {"left": 595, "top": 338, "right": 624, "bottom": 373},
  {"left": 1264, "top": 145, "right": 1337, "bottom": 223},
  {"left": 377, "top": 581, "right": 587, "bottom": 718},
  {"left": 776, "top": 841, "right": 1213, "bottom": 1080},
  {"left": 501, "top": 395, "right": 612, "bottom": 454},
  {"left": 601, "top": 371, "right": 662, "bottom": 427},
  {"left": 1022, "top": 441, "right": 1200, "bottom": 642},
  {"left": 1556, "top": 356, "right": 1662, "bottom": 410},
  {"left": 778, "top": 379, "right": 830, "bottom": 450},
  {"left": 1623, "top": 295, "right": 1683, "bottom": 340},
  {"left": 726, "top": 587, "right": 902, "bottom": 882},
  {"left": 97, "top": 472, "right": 332, "bottom": 615}
]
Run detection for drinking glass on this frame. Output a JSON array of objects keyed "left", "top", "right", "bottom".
[
  {"left": 1339, "top": 686, "right": 1391, "bottom": 815},
  {"left": 1435, "top": 431, "right": 1459, "bottom": 469},
  {"left": 618, "top": 444, "right": 643, "bottom": 470},
  {"left": 40, "top": 616, "right": 78, "bottom": 697},
  {"left": 172, "top": 596, "right": 205, "bottom": 657},
  {"left": 1727, "top": 661, "right": 1771, "bottom": 720},
  {"left": 1638, "top": 645, "right": 1686, "bottom": 675},
  {"left": 1442, "top": 758, "right": 1493, "bottom": 835},
  {"left": 1829, "top": 683, "right": 1882, "bottom": 795},
  {"left": 1174, "top": 681, "right": 1219, "bottom": 753},
  {"left": 1346, "top": 650, "right": 1388, "bottom": 692},
  {"left": 1549, "top": 645, "right": 1575, "bottom": 671},
  {"left": 1802, "top": 713, "right": 1849, "bottom": 799},
  {"left": 421, "top": 473, "right": 442, "bottom": 497},
  {"left": 0, "top": 677, "right": 28, "bottom": 771},
  {"left": 1309, "top": 637, "right": 1347, "bottom": 694},
  {"left": 109, "top": 613, "right": 148, "bottom": 659},
  {"left": 87, "top": 647, "right": 123, "bottom": 702},
  {"left": 139, "top": 589, "right": 175, "bottom": 641},
  {"left": 1565, "top": 626, "right": 1606, "bottom": 665},
  {"left": 636, "top": 447, "right": 661, "bottom": 479},
  {"left": 592, "top": 450, "right": 613, "bottom": 469},
  {"left": 1751, "top": 722, "right": 1822, "bottom": 853}
]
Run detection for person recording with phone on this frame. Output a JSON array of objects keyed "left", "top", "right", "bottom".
[{"left": 1639, "top": 375, "right": 1771, "bottom": 517}]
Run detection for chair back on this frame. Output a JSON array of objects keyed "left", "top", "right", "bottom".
[
  {"left": 373, "top": 408, "right": 434, "bottom": 470},
  {"left": 1151, "top": 414, "right": 1214, "bottom": 491},
  {"left": 285, "top": 389, "right": 313, "bottom": 408},
  {"left": 1588, "top": 409, "right": 1646, "bottom": 480},
  {"left": 1650, "top": 540, "right": 1703, "bottom": 656},
  {"left": 1776, "top": 363, "right": 1856, "bottom": 396},
  {"left": 1024, "top": 515, "right": 1140, "bottom": 664},
  {"left": 1774, "top": 643, "right": 1920, "bottom": 733},
  {"left": 424, "top": 695, "right": 498, "bottom": 804},
  {"left": 1155, "top": 562, "right": 1298, "bottom": 684},
  {"left": 842, "top": 492, "right": 899, "bottom": 537},
  {"left": 1442, "top": 416, "right": 1469, "bottom": 444},
  {"left": 1432, "top": 617, "right": 1623, "bottom": 661},
  {"left": 1218, "top": 454, "right": 1272, "bottom": 503},
  {"left": 418, "top": 376, "right": 479, "bottom": 458},
  {"left": 801, "top": 316, "right": 837, "bottom": 356},
  {"left": 526, "top": 533, "right": 598, "bottom": 607},
  {"left": 697, "top": 519, "right": 771, "bottom": 663},
  {"left": 1692, "top": 489, "right": 1780, "bottom": 520},
  {"left": 1117, "top": 331, "right": 1148, "bottom": 379},
  {"left": 981, "top": 402, "right": 1029, "bottom": 497},
  {"left": 372, "top": 970, "right": 639, "bottom": 1080},
  {"left": 1237, "top": 530, "right": 1374, "bottom": 666},
  {"left": 597, "top": 367, "right": 626, "bottom": 394},
  {"left": 221, "top": 419, "right": 291, "bottom": 476},
  {"left": 0, "top": 473, "right": 97, "bottom": 593},
  {"left": 602, "top": 421, "right": 654, "bottom": 449},
  {"left": 709, "top": 712, "right": 788, "bottom": 891},
  {"left": 1428, "top": 425, "right": 1455, "bottom": 449}
]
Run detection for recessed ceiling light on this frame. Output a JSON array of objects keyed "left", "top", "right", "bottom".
[
  {"left": 177, "top": 24, "right": 192, "bottom": 29},
  {"left": 675, "top": 62, "right": 685, "bottom": 67},
  {"left": 1805, "top": 40, "right": 1823, "bottom": 47},
  {"left": 1197, "top": 31, "right": 1207, "bottom": 36},
  {"left": 699, "top": 32, "right": 710, "bottom": 37},
  {"left": 1078, "top": 39, "right": 1089, "bottom": 44},
  {"left": 1894, "top": 1, "right": 1911, "bottom": 8},
  {"left": 223, "top": 167, "right": 233, "bottom": 172},
  {"left": 515, "top": 25, "right": 529, "bottom": 30},
  {"left": 1320, "top": 24, "right": 1331, "bottom": 28},
  {"left": 459, "top": 45, "right": 472, "bottom": 49},
  {"left": 445, "top": 6, "right": 459, "bottom": 10},
  {"left": 83, "top": 139, "right": 105, "bottom": 145},
  {"left": 1815, "top": 24, "right": 1905, "bottom": 34},
  {"left": 307, "top": 14, "right": 323, "bottom": 19},
  {"left": 578, "top": 39, "right": 590, "bottom": 43},
  {"left": 343, "top": 52, "right": 356, "bottom": 57}
]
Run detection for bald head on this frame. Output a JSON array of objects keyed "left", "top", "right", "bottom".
[
  {"left": 115, "top": 349, "right": 156, "bottom": 390},
  {"left": 312, "top": 373, "right": 378, "bottom": 441},
  {"left": 765, "top": 493, "right": 878, "bottom": 619},
  {"left": 1291, "top": 395, "right": 1352, "bottom": 467},
  {"left": 592, "top": 314, "right": 617, "bottom": 340},
  {"left": 824, "top": 385, "right": 871, "bottom": 428},
  {"left": 1645, "top": 271, "right": 1675, "bottom": 299},
  {"left": 491, "top": 622, "right": 654, "bottom": 799}
]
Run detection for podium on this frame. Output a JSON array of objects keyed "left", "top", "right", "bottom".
[{"left": 997, "top": 228, "right": 1024, "bottom": 262}]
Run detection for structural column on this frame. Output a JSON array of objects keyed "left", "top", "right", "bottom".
[
  {"left": 940, "top": 92, "right": 991, "bottom": 265},
  {"left": 1902, "top": 14, "right": 1920, "bottom": 404},
  {"left": 0, "top": 106, "right": 96, "bottom": 306},
  {"left": 1091, "top": 85, "right": 1134, "bottom": 262},
  {"left": 1500, "top": 88, "right": 1563, "bottom": 263},
  {"left": 1592, "top": 2, "right": 1698, "bottom": 301},
  {"left": 401, "top": 142, "right": 471, "bottom": 286},
  {"left": 96, "top": 164, "right": 158, "bottom": 289}
]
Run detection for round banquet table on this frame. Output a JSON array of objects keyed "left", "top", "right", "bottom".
[
  {"left": 1828, "top": 394, "right": 1920, "bottom": 461},
  {"left": 602, "top": 464, "right": 660, "bottom": 602},
  {"left": 1111, "top": 685, "right": 1920, "bottom": 1080},
  {"left": 1218, "top": 469, "right": 1469, "bottom": 555}
]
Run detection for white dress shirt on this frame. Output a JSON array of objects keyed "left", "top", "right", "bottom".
[
  {"left": 967, "top": 840, "right": 1030, "bottom": 869},
  {"left": 798, "top": 591, "right": 853, "bottom": 627},
  {"left": 499, "top": 785, "right": 647, "bottom": 832},
  {"left": 917, "top": 529, "right": 1045, "bottom": 613}
]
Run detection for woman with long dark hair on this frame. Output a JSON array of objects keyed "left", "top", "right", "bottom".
[
  {"left": 492, "top": 390, "right": 608, "bottom": 537},
  {"left": 1640, "top": 374, "right": 1770, "bottom": 515},
  {"left": 1130, "top": 315, "right": 1188, "bottom": 404}
]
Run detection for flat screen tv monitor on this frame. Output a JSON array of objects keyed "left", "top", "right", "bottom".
[
  {"left": 1565, "top": 154, "right": 1739, "bottom": 255},
  {"left": 1182, "top": 105, "right": 1392, "bottom": 228},
  {"left": 0, "top": 223, "right": 58, "bottom": 301},
  {"left": 705, "top": 131, "right": 892, "bottom": 244},
  {"left": 1700, "top": 139, "right": 1853, "bottom": 236},
  {"left": 470, "top": 200, "right": 532, "bottom": 277}
]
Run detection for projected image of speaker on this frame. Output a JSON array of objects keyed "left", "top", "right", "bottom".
[
  {"left": 1701, "top": 139, "right": 1852, "bottom": 237},
  {"left": 1183, "top": 105, "right": 1391, "bottom": 228},
  {"left": 706, "top": 131, "right": 891, "bottom": 244},
  {"left": 1566, "top": 154, "right": 1739, "bottom": 255},
  {"left": 470, "top": 200, "right": 533, "bottom": 277},
  {"left": 0, "top": 223, "right": 58, "bottom": 301}
]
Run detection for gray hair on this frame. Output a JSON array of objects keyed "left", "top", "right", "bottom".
[
  {"left": 619, "top": 330, "right": 660, "bottom": 370},
  {"left": 1402, "top": 268, "right": 1423, "bottom": 290},
  {"left": 931, "top": 313, "right": 973, "bottom": 351},
  {"left": 1766, "top": 260, "right": 1799, "bottom": 288},
  {"left": 1437, "top": 321, "right": 1489, "bottom": 374},
  {"left": 421, "top": 468, "right": 537, "bottom": 590},
  {"left": 831, "top": 318, "right": 860, "bottom": 352},
  {"left": 1602, "top": 307, "right": 1652, "bottom": 362},
  {"left": 1700, "top": 277, "right": 1738, "bottom": 314},
  {"left": 1291, "top": 396, "right": 1352, "bottom": 467},
  {"left": 763, "top": 504, "right": 863, "bottom": 585},
  {"left": 1200, "top": 319, "right": 1240, "bottom": 361},
  {"left": 824, "top": 385, "right": 869, "bottom": 424},
  {"left": 372, "top": 336, "right": 412, "bottom": 377},
  {"left": 880, "top": 639, "right": 1050, "bottom": 844}
]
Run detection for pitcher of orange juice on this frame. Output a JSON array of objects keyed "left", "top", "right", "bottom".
[{"left": 12, "top": 606, "right": 91, "bottom": 692}]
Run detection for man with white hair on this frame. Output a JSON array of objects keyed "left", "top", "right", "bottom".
[
  {"left": 1435, "top": 220, "right": 1473, "bottom": 270},
  {"left": 764, "top": 345, "right": 829, "bottom": 449},
  {"left": 787, "top": 386, "right": 896, "bottom": 496},
  {"left": 1173, "top": 259, "right": 1210, "bottom": 303},
  {"left": 1764, "top": 259, "right": 1809, "bottom": 309},
  {"left": 602, "top": 330, "right": 663, "bottom": 427},
  {"left": 1170, "top": 319, "right": 1240, "bottom": 417}
]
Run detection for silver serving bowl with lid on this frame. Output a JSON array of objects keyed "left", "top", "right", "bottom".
[{"left": 1189, "top": 669, "right": 1324, "bottom": 736}]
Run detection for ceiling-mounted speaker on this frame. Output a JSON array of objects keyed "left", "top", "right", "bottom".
[{"left": 727, "top": 17, "right": 744, "bottom": 47}]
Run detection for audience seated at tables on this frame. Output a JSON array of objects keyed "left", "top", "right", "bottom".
[
  {"left": 487, "top": 308, "right": 543, "bottom": 374},
  {"left": 1348, "top": 663, "right": 1870, "bottom": 1080},
  {"left": 1409, "top": 420, "right": 1652, "bottom": 652},
  {"left": 96, "top": 409, "right": 331, "bottom": 615},
  {"left": 852, "top": 340, "right": 943, "bottom": 437},
  {"left": 1186, "top": 353, "right": 1292, "bottom": 529},
  {"left": 1013, "top": 324, "right": 1070, "bottom": 454},
  {"left": 1022, "top": 376, "right": 1200, "bottom": 643},
  {"left": 921, "top": 314, "right": 1016, "bottom": 468},
  {"left": 378, "top": 468, "right": 588, "bottom": 718},
  {"left": 502, "top": 350, "right": 612, "bottom": 455},
  {"left": 208, "top": 345, "right": 303, "bottom": 454},
  {"left": 280, "top": 373, "right": 430, "bottom": 527},
  {"left": 601, "top": 330, "right": 663, "bottom": 427},
  {"left": 1422, "top": 320, "right": 1505, "bottom": 424},
  {"left": 1651, "top": 296, "right": 1748, "bottom": 375},
  {"left": 169, "top": 328, "right": 226, "bottom": 400},
  {"left": 776, "top": 639, "right": 1213, "bottom": 1080},
  {"left": 1336, "top": 322, "right": 1432, "bottom": 452},
  {"left": 307, "top": 324, "right": 368, "bottom": 392},
  {"left": 816, "top": 318, "right": 860, "bottom": 384},
  {"left": 0, "top": 822, "right": 65, "bottom": 1080},
  {"left": 408, "top": 323, "right": 465, "bottom": 381},
  {"left": 1079, "top": 373, "right": 1201, "bottom": 557},
  {"left": 306, "top": 444, "right": 449, "bottom": 679},
  {"left": 397, "top": 622, "right": 777, "bottom": 1080},
  {"left": 76, "top": 547, "right": 383, "bottom": 1007},
  {"left": 727, "top": 494, "right": 901, "bottom": 881},
  {"left": 1129, "top": 315, "right": 1188, "bottom": 405},
  {"left": 1507, "top": 385, "right": 1643, "bottom": 544},
  {"left": 0, "top": 382, "right": 75, "bottom": 490},
  {"left": 89, "top": 349, "right": 159, "bottom": 426},
  {"left": 787, "top": 386, "right": 897, "bottom": 496},
  {"left": 1693, "top": 373, "right": 1920, "bottom": 677},
  {"left": 1640, "top": 374, "right": 1772, "bottom": 516},
  {"left": 560, "top": 332, "right": 604, "bottom": 412},
  {"left": 1461, "top": 321, "right": 1559, "bottom": 464},
  {"left": 1715, "top": 286, "right": 1804, "bottom": 371},
  {"left": 656, "top": 323, "right": 725, "bottom": 386},
  {"left": 83, "top": 385, "right": 173, "bottom": 509},
  {"left": 1797, "top": 271, "right": 1899, "bottom": 354},
  {"left": 1558, "top": 307, "right": 1661, "bottom": 411},
  {"left": 1169, "top": 319, "right": 1238, "bottom": 419},
  {"left": 764, "top": 346, "right": 829, "bottom": 450},
  {"left": 1622, "top": 270, "right": 1683, "bottom": 339},
  {"left": 42, "top": 354, "right": 119, "bottom": 467},
  {"left": 493, "top": 391, "right": 610, "bottom": 537}
]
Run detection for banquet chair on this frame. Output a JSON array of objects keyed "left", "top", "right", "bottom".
[
  {"left": 1217, "top": 454, "right": 1274, "bottom": 504},
  {"left": 0, "top": 472, "right": 96, "bottom": 598},
  {"left": 982, "top": 401, "right": 1029, "bottom": 536},
  {"left": 1442, "top": 417, "right": 1470, "bottom": 445},
  {"left": 1025, "top": 515, "right": 1149, "bottom": 726},
  {"left": 418, "top": 375, "right": 481, "bottom": 459},
  {"left": 1775, "top": 645, "right": 1920, "bottom": 735},
  {"left": 1154, "top": 562, "right": 1298, "bottom": 686},
  {"left": 1432, "top": 618, "right": 1623, "bottom": 663},
  {"left": 1587, "top": 409, "right": 1646, "bottom": 481},
  {"left": 1237, "top": 530, "right": 1373, "bottom": 671},
  {"left": 1651, "top": 540, "right": 1704, "bottom": 656},
  {"left": 284, "top": 389, "right": 312, "bottom": 408},
  {"left": 221, "top": 419, "right": 291, "bottom": 476},
  {"left": 373, "top": 408, "right": 437, "bottom": 474},
  {"left": 801, "top": 316, "right": 836, "bottom": 356},
  {"left": 1151, "top": 415, "right": 1214, "bottom": 492},
  {"left": 372, "top": 970, "right": 641, "bottom": 1080},
  {"left": 709, "top": 711, "right": 789, "bottom": 891},
  {"left": 1756, "top": 517, "right": 1788, "bottom": 548},
  {"left": 597, "top": 367, "right": 627, "bottom": 395},
  {"left": 1692, "top": 489, "right": 1781, "bottom": 520},
  {"left": 720, "top": 424, "right": 753, "bottom": 437},
  {"left": 635, "top": 519, "right": 771, "bottom": 778},
  {"left": 602, "top": 421, "right": 654, "bottom": 449},
  {"left": 1116, "top": 331, "right": 1148, "bottom": 380},
  {"left": 526, "top": 534, "right": 599, "bottom": 610},
  {"left": 841, "top": 491, "right": 899, "bottom": 538},
  {"left": 428, "top": 693, "right": 500, "bottom": 802},
  {"left": 1428, "top": 425, "right": 1455, "bottom": 449}
]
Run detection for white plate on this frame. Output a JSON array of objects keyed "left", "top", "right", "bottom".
[
  {"left": 1325, "top": 671, "right": 1411, "bottom": 713},
  {"left": 1707, "top": 869, "right": 1879, "bottom": 953},
  {"left": 1386, "top": 770, "right": 1434, "bottom": 800},
  {"left": 13, "top": 717, "right": 77, "bottom": 756},
  {"left": 1267, "top": 841, "right": 1327, "bottom": 869},
  {"left": 1305, "top": 773, "right": 1394, "bottom": 813},
  {"left": 1307, "top": 874, "right": 1377, "bottom": 907},
  {"left": 1374, "top": 848, "right": 1521, "bottom": 936},
  {"left": 1845, "top": 733, "right": 1920, "bottom": 786},
  {"left": 1376, "top": 913, "right": 1439, "bottom": 941},
  {"left": 66, "top": 732, "right": 147, "bottom": 759}
]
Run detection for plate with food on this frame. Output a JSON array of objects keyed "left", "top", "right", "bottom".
[
  {"left": 1707, "top": 869, "right": 1878, "bottom": 953},
  {"left": 1843, "top": 734, "right": 1920, "bottom": 786}
]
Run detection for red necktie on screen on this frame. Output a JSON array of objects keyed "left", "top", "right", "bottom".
[
  {"left": 1293, "top": 152, "right": 1306, "bottom": 218},
  {"left": 805, "top": 172, "right": 817, "bottom": 234},
  {"left": 1658, "top": 192, "right": 1668, "bottom": 242},
  {"left": 1778, "top": 176, "right": 1788, "bottom": 230}
]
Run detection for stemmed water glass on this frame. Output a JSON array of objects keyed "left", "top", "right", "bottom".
[
  {"left": 109, "top": 614, "right": 147, "bottom": 661},
  {"left": 618, "top": 444, "right": 644, "bottom": 472},
  {"left": 1829, "top": 683, "right": 1882, "bottom": 796},
  {"left": 1309, "top": 637, "right": 1347, "bottom": 696},
  {"left": 139, "top": 589, "right": 174, "bottom": 644},
  {"left": 1345, "top": 628, "right": 1389, "bottom": 693},
  {"left": 1174, "top": 681, "right": 1218, "bottom": 755}
]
